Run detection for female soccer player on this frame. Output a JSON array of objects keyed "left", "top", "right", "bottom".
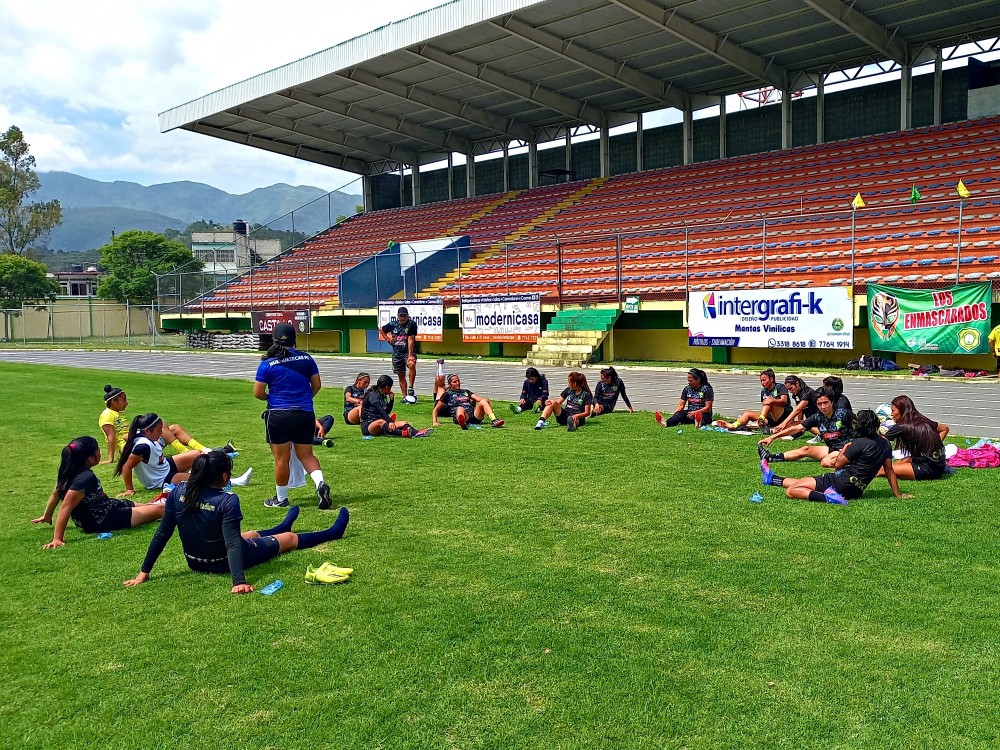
[
  {"left": 432, "top": 373, "right": 504, "bottom": 428},
  {"left": 360, "top": 375, "right": 431, "bottom": 437},
  {"left": 114, "top": 413, "right": 204, "bottom": 495},
  {"left": 656, "top": 368, "right": 713, "bottom": 427},
  {"left": 254, "top": 323, "right": 331, "bottom": 510},
  {"left": 343, "top": 372, "right": 370, "bottom": 425},
  {"left": 758, "top": 387, "right": 853, "bottom": 467},
  {"left": 123, "top": 451, "right": 350, "bottom": 594},
  {"left": 877, "top": 395, "right": 949, "bottom": 481},
  {"left": 725, "top": 369, "right": 792, "bottom": 433},
  {"left": 773, "top": 375, "right": 819, "bottom": 433},
  {"left": 99, "top": 384, "right": 214, "bottom": 465},
  {"left": 534, "top": 371, "right": 593, "bottom": 432},
  {"left": 590, "top": 367, "right": 634, "bottom": 417},
  {"left": 510, "top": 367, "right": 549, "bottom": 414},
  {"left": 761, "top": 409, "right": 910, "bottom": 506},
  {"left": 36, "top": 436, "right": 164, "bottom": 548}
]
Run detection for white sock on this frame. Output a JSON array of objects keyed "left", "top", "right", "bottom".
[
  {"left": 230, "top": 467, "right": 253, "bottom": 486},
  {"left": 515, "top": 406, "right": 522, "bottom": 413},
  {"left": 276, "top": 485, "right": 289, "bottom": 501},
  {"left": 309, "top": 469, "right": 325, "bottom": 488},
  {"left": 437, "top": 360, "right": 445, "bottom": 376}
]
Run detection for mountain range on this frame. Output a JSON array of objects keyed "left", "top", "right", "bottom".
[{"left": 36, "top": 172, "right": 362, "bottom": 251}]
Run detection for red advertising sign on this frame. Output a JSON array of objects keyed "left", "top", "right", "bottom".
[{"left": 250, "top": 310, "right": 312, "bottom": 335}]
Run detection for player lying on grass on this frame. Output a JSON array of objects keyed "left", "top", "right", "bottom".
[
  {"left": 535, "top": 371, "right": 593, "bottom": 432},
  {"left": 510, "top": 367, "right": 549, "bottom": 414},
  {"left": 758, "top": 387, "right": 853, "bottom": 468},
  {"left": 35, "top": 436, "right": 164, "bottom": 548},
  {"left": 760, "top": 409, "right": 910, "bottom": 506},
  {"left": 123, "top": 451, "right": 350, "bottom": 595},
  {"left": 655, "top": 368, "right": 713, "bottom": 427},
  {"left": 431, "top": 368, "right": 504, "bottom": 429},
  {"left": 590, "top": 367, "right": 634, "bottom": 417},
  {"left": 722, "top": 368, "right": 791, "bottom": 433},
  {"left": 360, "top": 375, "right": 432, "bottom": 438},
  {"left": 876, "top": 395, "right": 949, "bottom": 482},
  {"left": 343, "top": 372, "right": 371, "bottom": 425},
  {"left": 99, "top": 384, "right": 217, "bottom": 465}
]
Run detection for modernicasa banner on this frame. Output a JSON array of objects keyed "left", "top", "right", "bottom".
[
  {"left": 378, "top": 298, "right": 444, "bottom": 342},
  {"left": 688, "top": 287, "right": 854, "bottom": 350},
  {"left": 867, "top": 283, "right": 991, "bottom": 354},
  {"left": 460, "top": 294, "right": 540, "bottom": 342}
]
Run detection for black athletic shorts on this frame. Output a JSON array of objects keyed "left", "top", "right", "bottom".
[
  {"left": 556, "top": 412, "right": 586, "bottom": 427},
  {"left": 361, "top": 420, "right": 379, "bottom": 437},
  {"left": 911, "top": 460, "right": 945, "bottom": 481},
  {"left": 186, "top": 535, "right": 281, "bottom": 576},
  {"left": 163, "top": 456, "right": 179, "bottom": 485},
  {"left": 812, "top": 471, "right": 863, "bottom": 500},
  {"left": 391, "top": 352, "right": 410, "bottom": 373},
  {"left": 453, "top": 407, "right": 483, "bottom": 425},
  {"left": 263, "top": 409, "right": 316, "bottom": 445},
  {"left": 76, "top": 499, "right": 135, "bottom": 534}
]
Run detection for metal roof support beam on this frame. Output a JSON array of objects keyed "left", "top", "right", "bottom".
[
  {"left": 801, "top": 0, "right": 909, "bottom": 65},
  {"left": 411, "top": 164, "right": 421, "bottom": 206},
  {"left": 719, "top": 96, "right": 726, "bottom": 160},
  {"left": 281, "top": 90, "right": 471, "bottom": 154},
  {"left": 608, "top": 0, "right": 788, "bottom": 90},
  {"left": 599, "top": 115, "right": 609, "bottom": 179},
  {"left": 900, "top": 63, "right": 912, "bottom": 131},
  {"left": 187, "top": 122, "right": 369, "bottom": 174},
  {"left": 781, "top": 91, "right": 792, "bottom": 149},
  {"left": 409, "top": 44, "right": 607, "bottom": 127},
  {"left": 815, "top": 74, "right": 825, "bottom": 145},
  {"left": 492, "top": 15, "right": 698, "bottom": 111},
  {"left": 235, "top": 106, "right": 422, "bottom": 166},
  {"left": 466, "top": 149, "right": 476, "bottom": 197},
  {"left": 682, "top": 107, "right": 693, "bottom": 165},
  {"left": 337, "top": 68, "right": 534, "bottom": 142},
  {"left": 933, "top": 49, "right": 943, "bottom": 126},
  {"left": 528, "top": 141, "right": 538, "bottom": 188}
]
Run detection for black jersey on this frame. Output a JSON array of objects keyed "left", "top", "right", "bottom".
[
  {"left": 560, "top": 387, "right": 593, "bottom": 415},
  {"left": 594, "top": 380, "right": 632, "bottom": 410},
  {"left": 839, "top": 436, "right": 892, "bottom": 493},
  {"left": 521, "top": 376, "right": 549, "bottom": 403},
  {"left": 760, "top": 383, "right": 792, "bottom": 421},
  {"left": 380, "top": 320, "right": 417, "bottom": 355},
  {"left": 344, "top": 384, "right": 365, "bottom": 410},
  {"left": 361, "top": 390, "right": 392, "bottom": 424},
  {"left": 801, "top": 411, "right": 853, "bottom": 449},
  {"left": 681, "top": 384, "right": 714, "bottom": 413},
  {"left": 884, "top": 422, "right": 946, "bottom": 469},
  {"left": 67, "top": 469, "right": 117, "bottom": 530},
  {"left": 792, "top": 386, "right": 819, "bottom": 418},
  {"left": 438, "top": 388, "right": 475, "bottom": 416}
]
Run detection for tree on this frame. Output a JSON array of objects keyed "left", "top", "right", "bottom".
[
  {"left": 0, "top": 126, "right": 62, "bottom": 255},
  {"left": 0, "top": 254, "right": 59, "bottom": 339},
  {"left": 97, "top": 230, "right": 200, "bottom": 304}
]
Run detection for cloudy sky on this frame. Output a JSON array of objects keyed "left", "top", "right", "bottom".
[{"left": 0, "top": 0, "right": 448, "bottom": 195}]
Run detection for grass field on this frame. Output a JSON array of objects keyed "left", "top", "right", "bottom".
[{"left": 2, "top": 361, "right": 998, "bottom": 749}]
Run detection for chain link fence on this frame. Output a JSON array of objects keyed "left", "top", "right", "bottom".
[{"left": 0, "top": 301, "right": 181, "bottom": 347}]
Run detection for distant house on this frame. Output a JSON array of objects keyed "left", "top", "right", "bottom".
[
  {"left": 51, "top": 265, "right": 101, "bottom": 297},
  {"left": 191, "top": 220, "right": 282, "bottom": 274}
]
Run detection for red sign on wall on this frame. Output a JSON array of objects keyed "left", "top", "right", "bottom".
[{"left": 250, "top": 310, "right": 312, "bottom": 335}]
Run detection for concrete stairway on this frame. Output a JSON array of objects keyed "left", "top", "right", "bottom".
[{"left": 524, "top": 307, "right": 620, "bottom": 367}]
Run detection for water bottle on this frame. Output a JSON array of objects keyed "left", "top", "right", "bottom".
[
  {"left": 258, "top": 580, "right": 284, "bottom": 595},
  {"left": 162, "top": 483, "right": 176, "bottom": 494},
  {"left": 97, "top": 532, "right": 113, "bottom": 540},
  {"left": 749, "top": 492, "right": 764, "bottom": 504}
]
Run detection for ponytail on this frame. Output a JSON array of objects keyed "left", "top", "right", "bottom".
[
  {"left": 262, "top": 343, "right": 293, "bottom": 361},
  {"left": 114, "top": 412, "right": 161, "bottom": 477},
  {"left": 182, "top": 451, "right": 233, "bottom": 512},
  {"left": 56, "top": 436, "right": 99, "bottom": 499}
]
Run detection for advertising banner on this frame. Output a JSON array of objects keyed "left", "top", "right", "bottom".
[
  {"left": 688, "top": 287, "right": 854, "bottom": 350},
  {"left": 867, "top": 283, "right": 991, "bottom": 354},
  {"left": 460, "top": 294, "right": 541, "bottom": 342},
  {"left": 378, "top": 298, "right": 444, "bottom": 342},
  {"left": 251, "top": 310, "right": 311, "bottom": 335}
]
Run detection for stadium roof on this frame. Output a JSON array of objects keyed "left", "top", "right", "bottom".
[{"left": 160, "top": 0, "right": 1000, "bottom": 176}]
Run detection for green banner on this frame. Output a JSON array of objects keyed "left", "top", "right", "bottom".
[{"left": 867, "top": 283, "right": 992, "bottom": 354}]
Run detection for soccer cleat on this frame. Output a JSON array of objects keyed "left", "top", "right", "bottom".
[
  {"left": 760, "top": 459, "right": 775, "bottom": 486},
  {"left": 413, "top": 428, "right": 433, "bottom": 438},
  {"left": 456, "top": 410, "right": 468, "bottom": 430},
  {"left": 304, "top": 566, "right": 350, "bottom": 585},
  {"left": 760, "top": 424, "right": 772, "bottom": 436},
  {"left": 508, "top": 403, "right": 520, "bottom": 414},
  {"left": 264, "top": 496, "right": 289, "bottom": 508},
  {"left": 654, "top": 410, "right": 665, "bottom": 427},
  {"left": 534, "top": 419, "right": 547, "bottom": 430},
  {"left": 389, "top": 412, "right": 397, "bottom": 422},
  {"left": 491, "top": 419, "right": 505, "bottom": 428},
  {"left": 317, "top": 562, "right": 354, "bottom": 576},
  {"left": 436, "top": 358, "right": 444, "bottom": 365},
  {"left": 532, "top": 402, "right": 542, "bottom": 413},
  {"left": 823, "top": 487, "right": 849, "bottom": 506},
  {"left": 230, "top": 467, "right": 253, "bottom": 486},
  {"left": 757, "top": 444, "right": 770, "bottom": 461},
  {"left": 316, "top": 482, "right": 333, "bottom": 511},
  {"left": 150, "top": 491, "right": 169, "bottom": 505},
  {"left": 212, "top": 440, "right": 238, "bottom": 455},
  {"left": 566, "top": 417, "right": 578, "bottom": 433},
  {"left": 320, "top": 438, "right": 334, "bottom": 448}
]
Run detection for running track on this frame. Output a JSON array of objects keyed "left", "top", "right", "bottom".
[{"left": 2, "top": 350, "right": 998, "bottom": 438}]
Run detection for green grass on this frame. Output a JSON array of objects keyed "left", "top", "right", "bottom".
[{"left": 2, "top": 362, "right": 998, "bottom": 749}]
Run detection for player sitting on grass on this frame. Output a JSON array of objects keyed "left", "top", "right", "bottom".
[
  {"left": 510, "top": 367, "right": 549, "bottom": 414},
  {"left": 760, "top": 409, "right": 909, "bottom": 506},
  {"left": 757, "top": 387, "right": 853, "bottom": 468},
  {"left": 876, "top": 395, "right": 949, "bottom": 482},
  {"left": 722, "top": 369, "right": 791, "bottom": 434},
  {"left": 590, "top": 367, "right": 634, "bottom": 417},
  {"left": 656, "top": 368, "right": 713, "bottom": 428},
  {"left": 772, "top": 375, "right": 819, "bottom": 434},
  {"left": 535, "top": 371, "right": 593, "bottom": 432},
  {"left": 360, "top": 375, "right": 431, "bottom": 438},
  {"left": 99, "top": 384, "right": 219, "bottom": 465},
  {"left": 115, "top": 413, "right": 212, "bottom": 496},
  {"left": 343, "top": 372, "right": 370, "bottom": 425},
  {"left": 123, "top": 451, "right": 350, "bottom": 595},
  {"left": 35, "top": 436, "right": 165, "bottom": 548},
  {"left": 431, "top": 372, "right": 504, "bottom": 429}
]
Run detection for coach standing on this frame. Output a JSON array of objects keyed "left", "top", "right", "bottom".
[
  {"left": 381, "top": 306, "right": 419, "bottom": 404},
  {"left": 254, "top": 323, "right": 333, "bottom": 510}
]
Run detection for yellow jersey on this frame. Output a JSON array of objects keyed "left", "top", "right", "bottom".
[{"left": 98, "top": 407, "right": 128, "bottom": 453}]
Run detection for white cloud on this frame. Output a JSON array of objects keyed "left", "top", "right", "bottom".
[{"left": 0, "top": 0, "right": 447, "bottom": 195}]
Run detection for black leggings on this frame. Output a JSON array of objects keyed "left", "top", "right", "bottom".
[
  {"left": 312, "top": 415, "right": 334, "bottom": 445},
  {"left": 665, "top": 410, "right": 710, "bottom": 427}
]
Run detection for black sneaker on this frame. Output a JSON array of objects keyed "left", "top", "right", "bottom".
[
  {"left": 567, "top": 417, "right": 578, "bottom": 433},
  {"left": 264, "top": 496, "right": 289, "bottom": 508},
  {"left": 760, "top": 424, "right": 772, "bottom": 436},
  {"left": 317, "top": 482, "right": 333, "bottom": 510},
  {"left": 757, "top": 443, "right": 770, "bottom": 461}
]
